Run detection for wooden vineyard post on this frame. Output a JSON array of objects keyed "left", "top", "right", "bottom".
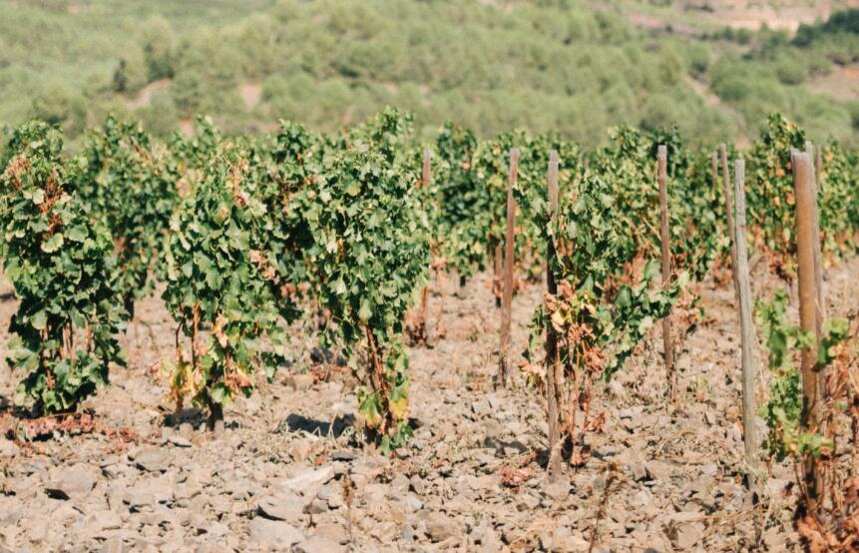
[
  {"left": 498, "top": 148, "right": 519, "bottom": 388},
  {"left": 413, "top": 148, "right": 432, "bottom": 344},
  {"left": 793, "top": 151, "right": 821, "bottom": 509},
  {"left": 545, "top": 150, "right": 562, "bottom": 480},
  {"left": 657, "top": 146, "right": 675, "bottom": 396},
  {"left": 805, "top": 142, "right": 826, "bottom": 335},
  {"left": 733, "top": 159, "right": 759, "bottom": 464},
  {"left": 494, "top": 244, "right": 502, "bottom": 308},
  {"left": 720, "top": 144, "right": 739, "bottom": 304}
]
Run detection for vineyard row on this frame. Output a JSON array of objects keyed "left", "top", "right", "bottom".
[{"left": 1, "top": 109, "right": 858, "bottom": 537}]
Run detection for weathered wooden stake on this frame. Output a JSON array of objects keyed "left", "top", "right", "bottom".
[
  {"left": 657, "top": 146, "right": 675, "bottom": 396},
  {"left": 805, "top": 143, "right": 831, "bottom": 468},
  {"left": 733, "top": 158, "right": 759, "bottom": 464},
  {"left": 793, "top": 151, "right": 820, "bottom": 508},
  {"left": 416, "top": 148, "right": 433, "bottom": 343},
  {"left": 720, "top": 144, "right": 740, "bottom": 304},
  {"left": 804, "top": 142, "right": 826, "bottom": 335},
  {"left": 498, "top": 148, "right": 520, "bottom": 388},
  {"left": 545, "top": 150, "right": 562, "bottom": 480},
  {"left": 493, "top": 244, "right": 502, "bottom": 308}
]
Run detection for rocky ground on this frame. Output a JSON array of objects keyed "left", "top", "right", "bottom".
[{"left": 0, "top": 257, "right": 857, "bottom": 553}]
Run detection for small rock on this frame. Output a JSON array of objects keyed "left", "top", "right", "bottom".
[
  {"left": 83, "top": 510, "right": 123, "bottom": 537},
  {"left": 131, "top": 448, "right": 171, "bottom": 473},
  {"left": 45, "top": 463, "right": 97, "bottom": 500},
  {"left": 409, "top": 475, "right": 427, "bottom": 495},
  {"left": 544, "top": 479, "right": 571, "bottom": 501},
  {"left": 516, "top": 492, "right": 541, "bottom": 511},
  {"left": 675, "top": 522, "right": 705, "bottom": 549},
  {"left": 766, "top": 478, "right": 791, "bottom": 498},
  {"left": 727, "top": 423, "right": 743, "bottom": 443},
  {"left": 248, "top": 518, "right": 303, "bottom": 548},
  {"left": 167, "top": 435, "right": 192, "bottom": 448},
  {"left": 542, "top": 527, "right": 589, "bottom": 552},
  {"left": 763, "top": 525, "right": 787, "bottom": 549},
  {"left": 99, "top": 455, "right": 121, "bottom": 469},
  {"left": 317, "top": 484, "right": 344, "bottom": 509},
  {"left": 286, "top": 373, "right": 315, "bottom": 391},
  {"left": 471, "top": 398, "right": 491, "bottom": 418},
  {"left": 304, "top": 498, "right": 329, "bottom": 515},
  {"left": 390, "top": 473, "right": 410, "bottom": 494},
  {"left": 281, "top": 466, "right": 335, "bottom": 497},
  {"left": 312, "top": 523, "right": 349, "bottom": 545},
  {"left": 424, "top": 512, "right": 460, "bottom": 543},
  {"left": 645, "top": 461, "right": 673, "bottom": 482},
  {"left": 668, "top": 510, "right": 703, "bottom": 524},
  {"left": 401, "top": 493, "right": 423, "bottom": 513},
  {"left": 330, "top": 450, "right": 356, "bottom": 462},
  {"left": 0, "top": 440, "right": 19, "bottom": 457},
  {"left": 618, "top": 406, "right": 643, "bottom": 420},
  {"left": 99, "top": 537, "right": 123, "bottom": 553},
  {"left": 288, "top": 439, "right": 315, "bottom": 462},
  {"left": 257, "top": 494, "right": 303, "bottom": 521},
  {"left": 700, "top": 463, "right": 718, "bottom": 477},
  {"left": 293, "top": 535, "right": 344, "bottom": 553}
]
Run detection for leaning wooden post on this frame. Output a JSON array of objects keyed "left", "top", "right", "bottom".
[
  {"left": 720, "top": 144, "right": 739, "bottom": 305},
  {"left": 498, "top": 148, "right": 520, "bottom": 388},
  {"left": 733, "top": 158, "right": 759, "bottom": 464},
  {"left": 657, "top": 146, "right": 675, "bottom": 396},
  {"left": 545, "top": 150, "right": 562, "bottom": 479},
  {"left": 793, "top": 151, "right": 821, "bottom": 510}
]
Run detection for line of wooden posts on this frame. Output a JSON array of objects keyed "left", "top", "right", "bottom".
[
  {"left": 414, "top": 141, "right": 828, "bottom": 492},
  {"left": 489, "top": 144, "right": 828, "bottom": 489}
]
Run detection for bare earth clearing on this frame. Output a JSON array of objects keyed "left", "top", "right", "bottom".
[
  {"left": 1, "top": 256, "right": 858, "bottom": 552},
  {"left": 623, "top": 0, "right": 859, "bottom": 33},
  {"left": 686, "top": 0, "right": 859, "bottom": 31},
  {"left": 809, "top": 64, "right": 859, "bottom": 103}
]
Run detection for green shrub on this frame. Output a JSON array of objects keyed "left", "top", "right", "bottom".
[
  {"left": 141, "top": 16, "right": 177, "bottom": 81},
  {"left": 28, "top": 82, "right": 87, "bottom": 138},
  {"left": 685, "top": 42, "right": 711, "bottom": 76},
  {"left": 775, "top": 58, "right": 807, "bottom": 85}
]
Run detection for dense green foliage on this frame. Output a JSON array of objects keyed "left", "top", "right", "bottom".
[
  {"left": 527, "top": 175, "right": 684, "bottom": 381},
  {"left": 161, "top": 125, "right": 284, "bottom": 426},
  {"left": 78, "top": 116, "right": 179, "bottom": 314},
  {"left": 586, "top": 127, "right": 722, "bottom": 281},
  {"left": 744, "top": 114, "right": 859, "bottom": 277},
  {"left": 432, "top": 123, "right": 487, "bottom": 280},
  {"left": 0, "top": 123, "right": 125, "bottom": 414},
  {"left": 285, "top": 109, "right": 431, "bottom": 448},
  {"left": 744, "top": 114, "right": 807, "bottom": 275}
]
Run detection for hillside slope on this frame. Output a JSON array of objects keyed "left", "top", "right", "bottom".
[{"left": 0, "top": 0, "right": 856, "bottom": 146}]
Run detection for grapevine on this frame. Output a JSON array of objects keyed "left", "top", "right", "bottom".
[{"left": 0, "top": 122, "right": 125, "bottom": 414}]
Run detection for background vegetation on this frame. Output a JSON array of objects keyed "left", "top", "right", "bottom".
[{"left": 1, "top": 0, "right": 857, "bottom": 148}]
